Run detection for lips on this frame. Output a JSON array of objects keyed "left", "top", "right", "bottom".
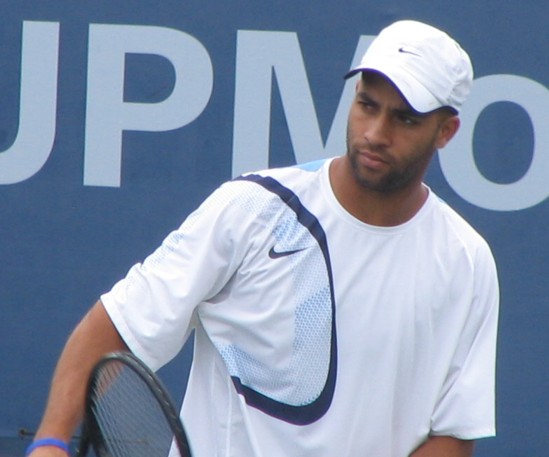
[{"left": 357, "top": 149, "right": 388, "bottom": 170}]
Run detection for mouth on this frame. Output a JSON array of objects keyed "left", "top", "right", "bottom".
[{"left": 356, "top": 149, "right": 389, "bottom": 171}]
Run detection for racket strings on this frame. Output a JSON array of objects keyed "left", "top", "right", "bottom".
[{"left": 90, "top": 361, "right": 181, "bottom": 457}]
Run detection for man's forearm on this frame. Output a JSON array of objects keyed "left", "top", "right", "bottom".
[
  {"left": 410, "top": 436, "right": 474, "bottom": 457},
  {"left": 32, "top": 301, "right": 127, "bottom": 451}
]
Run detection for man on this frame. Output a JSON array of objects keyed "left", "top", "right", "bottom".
[{"left": 28, "top": 20, "right": 498, "bottom": 457}]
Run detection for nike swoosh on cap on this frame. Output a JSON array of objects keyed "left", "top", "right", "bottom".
[{"left": 398, "top": 47, "right": 421, "bottom": 57}]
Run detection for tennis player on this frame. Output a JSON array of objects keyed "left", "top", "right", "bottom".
[{"left": 28, "top": 20, "right": 498, "bottom": 457}]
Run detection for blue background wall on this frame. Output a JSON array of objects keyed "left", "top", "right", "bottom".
[{"left": 1, "top": 1, "right": 548, "bottom": 455}]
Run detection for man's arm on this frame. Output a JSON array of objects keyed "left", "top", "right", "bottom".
[
  {"left": 410, "top": 436, "right": 474, "bottom": 457},
  {"left": 29, "top": 300, "right": 128, "bottom": 456}
]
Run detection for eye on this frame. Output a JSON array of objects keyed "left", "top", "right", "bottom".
[
  {"left": 397, "top": 113, "right": 421, "bottom": 126},
  {"left": 356, "top": 98, "right": 377, "bottom": 113}
]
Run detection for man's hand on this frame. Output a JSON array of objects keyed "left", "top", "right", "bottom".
[{"left": 25, "top": 447, "right": 69, "bottom": 457}]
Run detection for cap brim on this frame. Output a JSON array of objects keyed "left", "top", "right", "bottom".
[{"left": 343, "top": 65, "right": 442, "bottom": 114}]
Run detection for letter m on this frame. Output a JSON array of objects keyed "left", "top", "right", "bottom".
[{"left": 232, "top": 30, "right": 373, "bottom": 177}]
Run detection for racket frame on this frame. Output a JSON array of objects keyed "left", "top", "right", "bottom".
[{"left": 77, "top": 351, "right": 192, "bottom": 457}]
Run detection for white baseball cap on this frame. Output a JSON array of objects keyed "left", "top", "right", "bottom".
[{"left": 345, "top": 20, "right": 473, "bottom": 113}]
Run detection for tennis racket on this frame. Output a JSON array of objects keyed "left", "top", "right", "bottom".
[{"left": 76, "top": 351, "right": 192, "bottom": 457}]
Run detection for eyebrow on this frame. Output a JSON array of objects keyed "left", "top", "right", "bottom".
[{"left": 356, "top": 90, "right": 425, "bottom": 118}]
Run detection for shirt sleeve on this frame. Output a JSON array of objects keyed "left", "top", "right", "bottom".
[
  {"left": 430, "top": 240, "right": 500, "bottom": 439},
  {"left": 101, "top": 182, "right": 248, "bottom": 371}
]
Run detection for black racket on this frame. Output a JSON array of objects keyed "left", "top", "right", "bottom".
[{"left": 76, "top": 351, "right": 192, "bottom": 457}]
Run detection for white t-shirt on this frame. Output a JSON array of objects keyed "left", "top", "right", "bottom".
[{"left": 102, "top": 158, "right": 499, "bottom": 457}]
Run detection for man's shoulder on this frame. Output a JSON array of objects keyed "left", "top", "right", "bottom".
[
  {"left": 241, "top": 159, "right": 328, "bottom": 181},
  {"left": 429, "top": 193, "right": 492, "bottom": 253},
  {"left": 230, "top": 159, "right": 330, "bottom": 196}
]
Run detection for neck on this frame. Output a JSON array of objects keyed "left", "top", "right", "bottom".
[{"left": 329, "top": 157, "right": 429, "bottom": 226}]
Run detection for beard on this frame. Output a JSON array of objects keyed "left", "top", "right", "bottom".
[{"left": 345, "top": 130, "right": 437, "bottom": 194}]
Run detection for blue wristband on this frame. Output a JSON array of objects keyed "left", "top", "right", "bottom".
[{"left": 25, "top": 438, "right": 70, "bottom": 457}]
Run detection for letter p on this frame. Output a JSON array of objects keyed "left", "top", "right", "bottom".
[{"left": 84, "top": 24, "right": 213, "bottom": 187}]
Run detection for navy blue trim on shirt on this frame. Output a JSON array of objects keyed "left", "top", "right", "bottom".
[{"left": 232, "top": 173, "right": 338, "bottom": 425}]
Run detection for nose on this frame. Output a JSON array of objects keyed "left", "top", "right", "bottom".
[{"left": 364, "top": 114, "right": 392, "bottom": 148}]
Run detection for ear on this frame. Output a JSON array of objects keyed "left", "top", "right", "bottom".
[{"left": 435, "top": 115, "right": 460, "bottom": 149}]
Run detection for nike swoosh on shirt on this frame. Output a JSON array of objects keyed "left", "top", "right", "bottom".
[{"left": 268, "top": 246, "right": 306, "bottom": 259}]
